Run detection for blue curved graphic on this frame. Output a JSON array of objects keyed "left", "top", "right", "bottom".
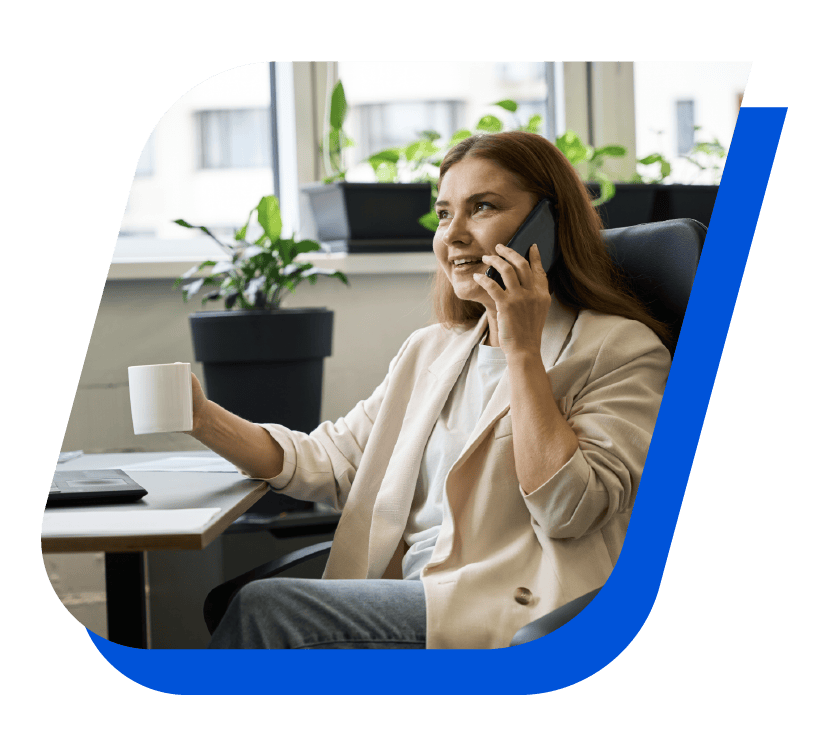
[{"left": 88, "top": 107, "right": 787, "bottom": 695}]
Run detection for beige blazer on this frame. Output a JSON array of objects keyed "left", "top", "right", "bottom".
[{"left": 258, "top": 298, "right": 671, "bottom": 648}]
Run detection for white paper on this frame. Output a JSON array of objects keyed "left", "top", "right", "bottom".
[
  {"left": 42, "top": 507, "right": 222, "bottom": 537},
  {"left": 117, "top": 456, "right": 239, "bottom": 473}
]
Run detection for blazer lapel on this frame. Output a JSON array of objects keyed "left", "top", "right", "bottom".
[
  {"left": 450, "top": 299, "right": 579, "bottom": 475},
  {"left": 365, "top": 315, "right": 489, "bottom": 577}
]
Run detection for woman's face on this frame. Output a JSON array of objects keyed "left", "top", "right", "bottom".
[{"left": 433, "top": 156, "right": 538, "bottom": 308}]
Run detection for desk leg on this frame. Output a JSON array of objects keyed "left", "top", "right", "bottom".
[{"left": 104, "top": 552, "right": 148, "bottom": 649}]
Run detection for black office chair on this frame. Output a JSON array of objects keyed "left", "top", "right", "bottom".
[{"left": 204, "top": 218, "right": 706, "bottom": 642}]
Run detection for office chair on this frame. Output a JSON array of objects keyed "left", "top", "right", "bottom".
[{"left": 204, "top": 217, "right": 706, "bottom": 643}]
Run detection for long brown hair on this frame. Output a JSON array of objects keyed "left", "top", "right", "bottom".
[{"left": 433, "top": 131, "right": 669, "bottom": 346}]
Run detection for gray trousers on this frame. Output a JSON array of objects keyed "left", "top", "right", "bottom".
[{"left": 207, "top": 578, "right": 427, "bottom": 649}]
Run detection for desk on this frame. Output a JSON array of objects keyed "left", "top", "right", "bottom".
[{"left": 42, "top": 450, "right": 268, "bottom": 648}]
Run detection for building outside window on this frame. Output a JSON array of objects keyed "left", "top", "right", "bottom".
[
  {"left": 115, "top": 61, "right": 752, "bottom": 252},
  {"left": 633, "top": 61, "right": 750, "bottom": 184},
  {"left": 197, "top": 108, "right": 272, "bottom": 169},
  {"left": 337, "top": 61, "right": 552, "bottom": 182},
  {"left": 676, "top": 99, "right": 696, "bottom": 155},
  {"left": 118, "top": 63, "right": 274, "bottom": 243}
]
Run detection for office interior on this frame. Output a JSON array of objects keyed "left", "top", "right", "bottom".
[{"left": 44, "top": 61, "right": 751, "bottom": 648}]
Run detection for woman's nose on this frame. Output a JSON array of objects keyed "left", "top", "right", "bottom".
[{"left": 443, "top": 213, "right": 471, "bottom": 245}]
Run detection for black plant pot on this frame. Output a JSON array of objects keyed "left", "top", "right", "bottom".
[
  {"left": 663, "top": 185, "right": 718, "bottom": 228},
  {"left": 586, "top": 183, "right": 658, "bottom": 229},
  {"left": 302, "top": 182, "right": 434, "bottom": 253},
  {"left": 190, "top": 308, "right": 334, "bottom": 516},
  {"left": 587, "top": 183, "right": 719, "bottom": 229}
]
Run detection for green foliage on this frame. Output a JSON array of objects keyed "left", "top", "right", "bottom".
[
  {"left": 683, "top": 126, "right": 726, "bottom": 184},
  {"left": 553, "top": 131, "right": 628, "bottom": 206},
  {"left": 630, "top": 152, "right": 672, "bottom": 184},
  {"left": 173, "top": 196, "right": 348, "bottom": 311},
  {"left": 321, "top": 81, "right": 355, "bottom": 183},
  {"left": 355, "top": 100, "right": 552, "bottom": 228}
]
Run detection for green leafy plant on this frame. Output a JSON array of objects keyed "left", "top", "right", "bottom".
[
  {"left": 173, "top": 195, "right": 348, "bottom": 310},
  {"left": 360, "top": 100, "right": 546, "bottom": 231},
  {"left": 553, "top": 130, "right": 628, "bottom": 205},
  {"left": 683, "top": 126, "right": 726, "bottom": 184},
  {"left": 630, "top": 152, "right": 672, "bottom": 184},
  {"left": 321, "top": 81, "right": 355, "bottom": 184}
]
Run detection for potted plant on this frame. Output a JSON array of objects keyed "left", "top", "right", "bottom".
[
  {"left": 302, "top": 81, "right": 435, "bottom": 252},
  {"left": 302, "top": 88, "right": 552, "bottom": 250},
  {"left": 173, "top": 195, "right": 348, "bottom": 433},
  {"left": 552, "top": 129, "right": 659, "bottom": 229}
]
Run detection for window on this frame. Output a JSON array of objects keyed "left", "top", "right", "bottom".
[
  {"left": 633, "top": 62, "right": 751, "bottom": 184},
  {"left": 197, "top": 108, "right": 272, "bottom": 169},
  {"left": 336, "top": 61, "right": 555, "bottom": 183},
  {"left": 676, "top": 100, "right": 695, "bottom": 156},
  {"left": 134, "top": 132, "right": 155, "bottom": 177},
  {"left": 349, "top": 100, "right": 464, "bottom": 163},
  {"left": 116, "top": 62, "right": 275, "bottom": 246}
]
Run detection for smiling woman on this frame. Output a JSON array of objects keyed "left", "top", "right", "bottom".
[{"left": 193, "top": 130, "right": 673, "bottom": 650}]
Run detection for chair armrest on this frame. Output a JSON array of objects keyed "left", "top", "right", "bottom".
[
  {"left": 509, "top": 587, "right": 601, "bottom": 646},
  {"left": 204, "top": 540, "right": 333, "bottom": 635}
]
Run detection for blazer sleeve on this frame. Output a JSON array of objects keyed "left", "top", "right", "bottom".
[
  {"left": 521, "top": 318, "right": 671, "bottom": 539},
  {"left": 240, "top": 331, "right": 418, "bottom": 511}
]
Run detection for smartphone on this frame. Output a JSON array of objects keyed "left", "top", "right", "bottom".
[{"left": 485, "top": 198, "right": 558, "bottom": 289}]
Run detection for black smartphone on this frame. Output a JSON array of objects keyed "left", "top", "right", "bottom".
[{"left": 485, "top": 198, "right": 558, "bottom": 289}]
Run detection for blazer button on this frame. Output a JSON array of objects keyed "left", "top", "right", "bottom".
[{"left": 514, "top": 587, "right": 533, "bottom": 605}]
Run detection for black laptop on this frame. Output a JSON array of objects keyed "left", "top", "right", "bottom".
[{"left": 47, "top": 469, "right": 148, "bottom": 508}]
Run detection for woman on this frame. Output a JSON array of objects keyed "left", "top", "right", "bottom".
[{"left": 193, "top": 131, "right": 671, "bottom": 649}]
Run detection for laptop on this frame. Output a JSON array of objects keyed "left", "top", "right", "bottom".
[{"left": 47, "top": 469, "right": 148, "bottom": 508}]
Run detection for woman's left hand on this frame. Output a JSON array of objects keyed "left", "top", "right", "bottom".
[{"left": 473, "top": 243, "right": 552, "bottom": 358}]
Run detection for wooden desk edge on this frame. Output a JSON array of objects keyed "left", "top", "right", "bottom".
[{"left": 41, "top": 480, "right": 269, "bottom": 554}]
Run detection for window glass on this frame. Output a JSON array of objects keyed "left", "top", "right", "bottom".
[
  {"left": 633, "top": 62, "right": 751, "bottom": 184},
  {"left": 676, "top": 100, "right": 696, "bottom": 156},
  {"left": 337, "top": 61, "right": 551, "bottom": 182},
  {"left": 119, "top": 63, "right": 274, "bottom": 240}
]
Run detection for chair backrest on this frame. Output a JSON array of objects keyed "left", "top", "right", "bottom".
[{"left": 601, "top": 218, "right": 705, "bottom": 355}]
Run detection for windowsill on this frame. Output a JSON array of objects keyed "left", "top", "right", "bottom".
[{"left": 109, "top": 237, "right": 438, "bottom": 279}]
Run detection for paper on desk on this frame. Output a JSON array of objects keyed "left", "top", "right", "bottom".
[
  {"left": 118, "top": 456, "right": 239, "bottom": 473},
  {"left": 42, "top": 508, "right": 222, "bottom": 537}
]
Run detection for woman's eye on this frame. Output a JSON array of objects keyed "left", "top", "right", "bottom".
[
  {"left": 475, "top": 202, "right": 494, "bottom": 213},
  {"left": 437, "top": 210, "right": 451, "bottom": 220}
]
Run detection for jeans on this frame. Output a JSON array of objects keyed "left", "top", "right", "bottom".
[{"left": 207, "top": 578, "right": 427, "bottom": 649}]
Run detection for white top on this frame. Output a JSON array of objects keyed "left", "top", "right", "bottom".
[{"left": 402, "top": 335, "right": 508, "bottom": 580}]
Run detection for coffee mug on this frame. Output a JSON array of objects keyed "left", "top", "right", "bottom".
[{"left": 128, "top": 362, "right": 193, "bottom": 435}]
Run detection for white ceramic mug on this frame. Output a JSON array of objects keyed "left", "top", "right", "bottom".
[{"left": 128, "top": 362, "right": 193, "bottom": 435}]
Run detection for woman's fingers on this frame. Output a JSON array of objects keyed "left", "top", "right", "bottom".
[{"left": 485, "top": 243, "right": 542, "bottom": 289}]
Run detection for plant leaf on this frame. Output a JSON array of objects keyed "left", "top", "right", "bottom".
[
  {"left": 593, "top": 144, "right": 627, "bottom": 158},
  {"left": 182, "top": 278, "right": 204, "bottom": 300},
  {"left": 173, "top": 219, "right": 231, "bottom": 249},
  {"left": 449, "top": 129, "right": 472, "bottom": 146},
  {"left": 374, "top": 162, "right": 398, "bottom": 183},
  {"left": 524, "top": 114, "right": 542, "bottom": 134},
  {"left": 493, "top": 99, "right": 518, "bottom": 113},
  {"left": 330, "top": 81, "right": 347, "bottom": 129},
  {"left": 475, "top": 115, "right": 503, "bottom": 133},
  {"left": 367, "top": 148, "right": 401, "bottom": 168},
  {"left": 404, "top": 139, "right": 439, "bottom": 163},
  {"left": 418, "top": 210, "right": 439, "bottom": 232},
  {"left": 294, "top": 239, "right": 321, "bottom": 256},
  {"left": 555, "top": 131, "right": 589, "bottom": 165},
  {"left": 590, "top": 176, "right": 615, "bottom": 206},
  {"left": 256, "top": 196, "right": 282, "bottom": 242},
  {"left": 235, "top": 208, "right": 255, "bottom": 242},
  {"left": 211, "top": 260, "right": 235, "bottom": 275}
]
